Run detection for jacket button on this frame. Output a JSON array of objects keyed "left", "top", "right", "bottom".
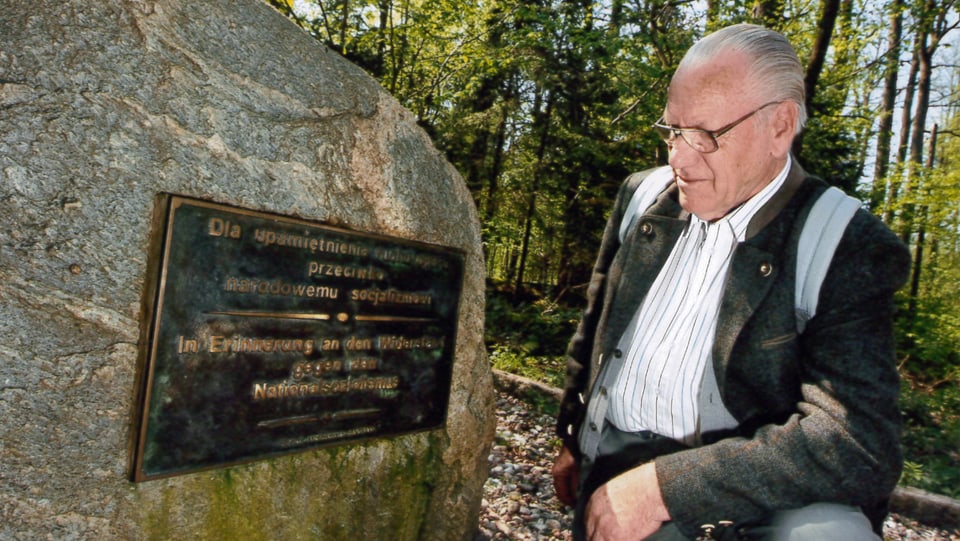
[
  {"left": 613, "top": 349, "right": 622, "bottom": 358},
  {"left": 639, "top": 222, "right": 653, "bottom": 235},
  {"left": 589, "top": 422, "right": 598, "bottom": 432},
  {"left": 759, "top": 262, "right": 773, "bottom": 276}
]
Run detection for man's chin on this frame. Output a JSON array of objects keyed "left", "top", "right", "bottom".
[{"left": 678, "top": 192, "right": 723, "bottom": 221}]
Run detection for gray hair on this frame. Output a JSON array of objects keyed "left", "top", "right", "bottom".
[{"left": 677, "top": 23, "right": 807, "bottom": 133}]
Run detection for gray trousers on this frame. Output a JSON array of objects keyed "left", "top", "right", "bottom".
[
  {"left": 642, "top": 505, "right": 880, "bottom": 541},
  {"left": 574, "top": 423, "right": 880, "bottom": 541}
]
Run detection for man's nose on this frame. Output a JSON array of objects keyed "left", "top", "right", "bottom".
[{"left": 667, "top": 137, "right": 700, "bottom": 170}]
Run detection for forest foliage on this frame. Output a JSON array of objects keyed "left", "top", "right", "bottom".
[{"left": 267, "top": 0, "right": 960, "bottom": 496}]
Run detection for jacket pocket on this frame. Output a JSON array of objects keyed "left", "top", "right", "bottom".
[{"left": 761, "top": 332, "right": 797, "bottom": 349}]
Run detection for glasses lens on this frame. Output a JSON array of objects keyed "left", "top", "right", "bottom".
[
  {"left": 652, "top": 124, "right": 719, "bottom": 153},
  {"left": 681, "top": 130, "right": 718, "bottom": 153},
  {"left": 654, "top": 124, "right": 674, "bottom": 144}
]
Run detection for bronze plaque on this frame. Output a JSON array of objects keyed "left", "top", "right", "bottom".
[{"left": 132, "top": 195, "right": 465, "bottom": 481}]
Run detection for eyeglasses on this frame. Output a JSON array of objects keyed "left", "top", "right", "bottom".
[{"left": 654, "top": 101, "right": 784, "bottom": 154}]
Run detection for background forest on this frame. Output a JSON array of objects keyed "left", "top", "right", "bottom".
[{"left": 268, "top": 0, "right": 960, "bottom": 497}]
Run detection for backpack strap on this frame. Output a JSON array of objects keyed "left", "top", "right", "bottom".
[
  {"left": 795, "top": 186, "right": 861, "bottom": 333},
  {"left": 618, "top": 166, "right": 675, "bottom": 243},
  {"left": 698, "top": 185, "right": 860, "bottom": 442}
]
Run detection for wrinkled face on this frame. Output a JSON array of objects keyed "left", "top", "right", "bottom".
[{"left": 663, "top": 50, "right": 791, "bottom": 221}]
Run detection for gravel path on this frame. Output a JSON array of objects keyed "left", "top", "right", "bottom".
[{"left": 476, "top": 392, "right": 960, "bottom": 541}]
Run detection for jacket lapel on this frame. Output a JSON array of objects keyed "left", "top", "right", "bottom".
[
  {"left": 711, "top": 162, "right": 808, "bottom": 390},
  {"left": 602, "top": 184, "right": 688, "bottom": 352}
]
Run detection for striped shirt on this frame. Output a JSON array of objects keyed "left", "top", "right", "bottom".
[{"left": 607, "top": 158, "right": 791, "bottom": 446}]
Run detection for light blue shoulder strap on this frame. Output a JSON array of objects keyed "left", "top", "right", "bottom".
[
  {"left": 698, "top": 186, "right": 860, "bottom": 443},
  {"left": 618, "top": 166, "right": 675, "bottom": 243},
  {"left": 795, "top": 186, "right": 861, "bottom": 333}
]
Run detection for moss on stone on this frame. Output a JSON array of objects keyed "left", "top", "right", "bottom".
[{"left": 134, "top": 435, "right": 446, "bottom": 541}]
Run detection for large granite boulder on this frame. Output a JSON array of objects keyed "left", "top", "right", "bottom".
[{"left": 0, "top": 0, "right": 495, "bottom": 539}]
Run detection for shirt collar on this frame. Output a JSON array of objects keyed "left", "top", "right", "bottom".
[{"left": 691, "top": 155, "right": 792, "bottom": 242}]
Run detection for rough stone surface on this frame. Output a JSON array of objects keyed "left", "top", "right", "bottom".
[{"left": 0, "top": 1, "right": 495, "bottom": 539}]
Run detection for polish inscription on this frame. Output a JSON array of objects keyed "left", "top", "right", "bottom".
[{"left": 132, "top": 195, "right": 464, "bottom": 481}]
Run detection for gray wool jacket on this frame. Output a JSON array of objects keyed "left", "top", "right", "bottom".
[{"left": 556, "top": 162, "right": 911, "bottom": 536}]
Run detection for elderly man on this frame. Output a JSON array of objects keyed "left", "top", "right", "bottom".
[{"left": 552, "top": 23, "right": 910, "bottom": 541}]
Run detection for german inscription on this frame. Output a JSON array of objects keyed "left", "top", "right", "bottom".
[{"left": 132, "top": 195, "right": 465, "bottom": 481}]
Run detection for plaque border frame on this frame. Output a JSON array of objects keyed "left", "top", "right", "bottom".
[{"left": 129, "top": 194, "right": 466, "bottom": 482}]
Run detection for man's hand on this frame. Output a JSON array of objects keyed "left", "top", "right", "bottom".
[
  {"left": 551, "top": 445, "right": 579, "bottom": 507},
  {"left": 584, "top": 461, "right": 671, "bottom": 540}
]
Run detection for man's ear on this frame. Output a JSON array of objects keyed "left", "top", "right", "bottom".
[{"left": 770, "top": 101, "right": 799, "bottom": 158}]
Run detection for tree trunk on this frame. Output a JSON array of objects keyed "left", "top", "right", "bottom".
[
  {"left": 901, "top": 0, "right": 938, "bottom": 243},
  {"left": 515, "top": 93, "right": 554, "bottom": 299},
  {"left": 483, "top": 104, "right": 510, "bottom": 225},
  {"left": 871, "top": 0, "right": 904, "bottom": 214},
  {"left": 706, "top": 0, "right": 720, "bottom": 29},
  {"left": 751, "top": 0, "right": 785, "bottom": 27},
  {"left": 883, "top": 44, "right": 918, "bottom": 225},
  {"left": 909, "top": 124, "right": 936, "bottom": 317},
  {"left": 340, "top": 0, "right": 351, "bottom": 55},
  {"left": 792, "top": 0, "right": 841, "bottom": 157}
]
